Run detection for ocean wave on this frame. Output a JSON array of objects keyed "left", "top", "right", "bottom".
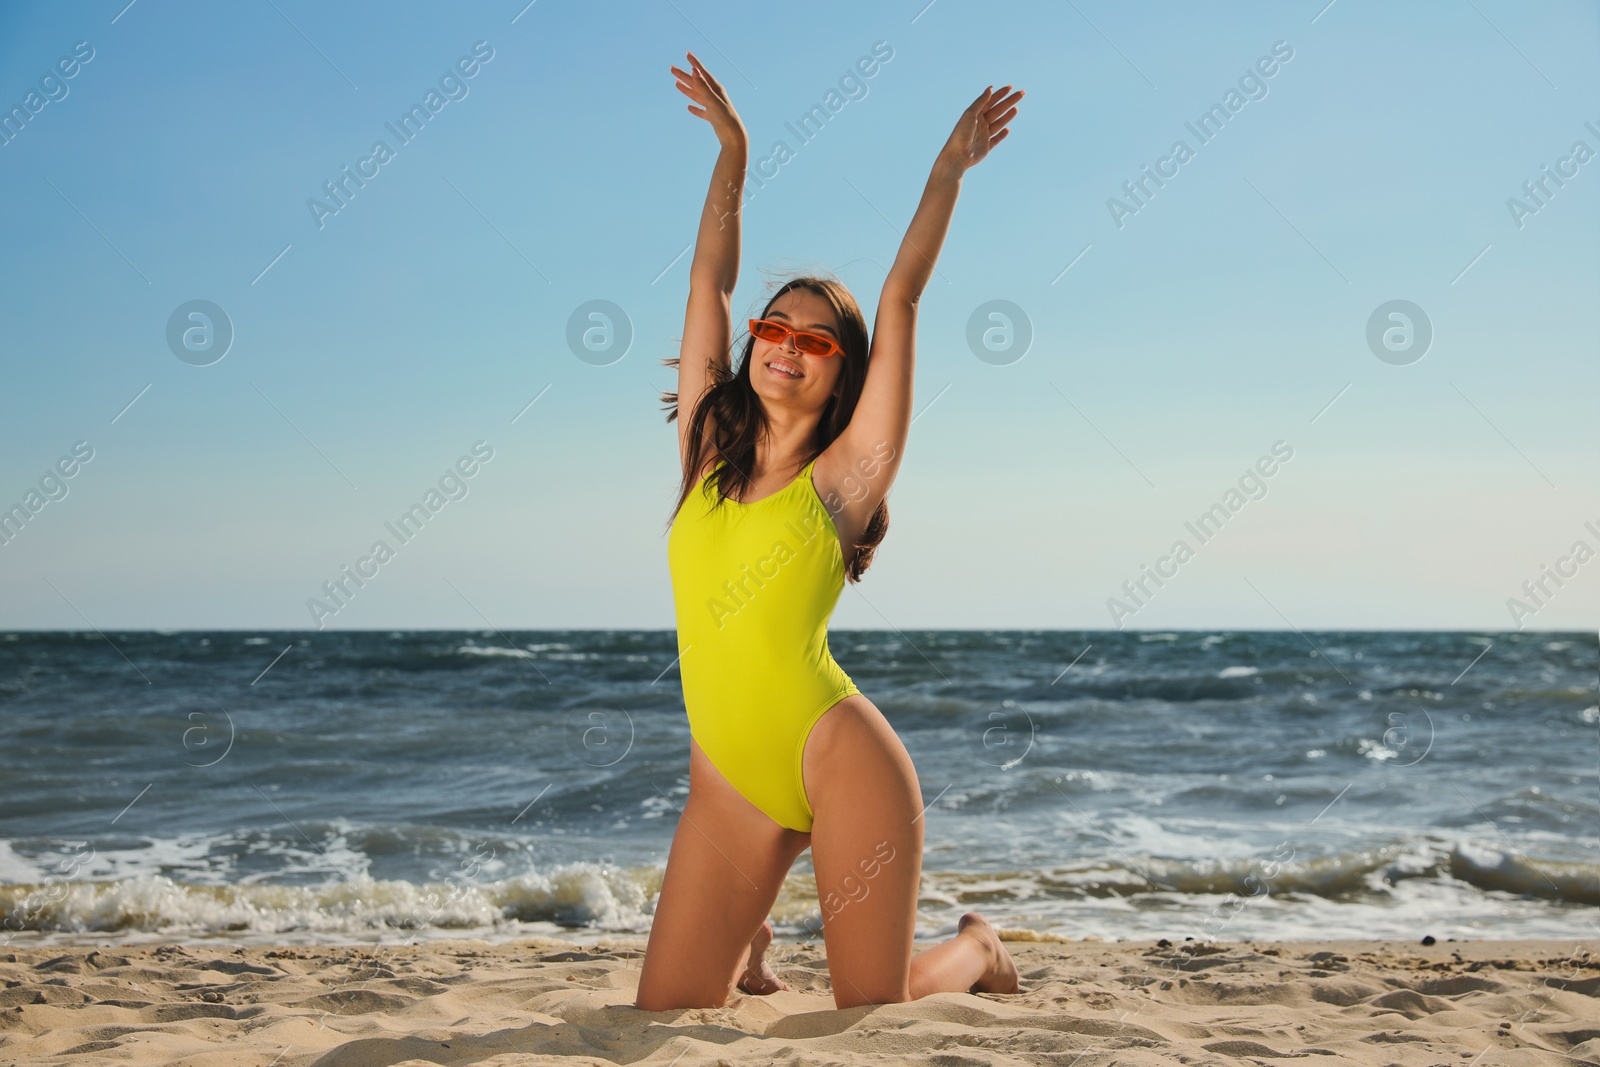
[
  {"left": 5, "top": 841, "right": 1593, "bottom": 942},
  {"left": 1449, "top": 841, "right": 1600, "bottom": 904},
  {"left": 935, "top": 844, "right": 1600, "bottom": 907},
  {"left": 1, "top": 863, "right": 660, "bottom": 939}
]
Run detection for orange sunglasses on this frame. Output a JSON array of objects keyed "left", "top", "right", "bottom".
[{"left": 748, "top": 318, "right": 843, "bottom": 358}]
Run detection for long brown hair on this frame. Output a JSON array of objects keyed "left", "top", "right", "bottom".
[{"left": 659, "top": 274, "right": 888, "bottom": 582}]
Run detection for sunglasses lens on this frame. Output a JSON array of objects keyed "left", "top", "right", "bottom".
[{"left": 751, "top": 319, "right": 837, "bottom": 356}]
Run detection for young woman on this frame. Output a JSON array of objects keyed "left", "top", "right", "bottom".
[{"left": 634, "top": 51, "right": 1024, "bottom": 1012}]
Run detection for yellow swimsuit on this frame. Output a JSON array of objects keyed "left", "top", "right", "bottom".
[{"left": 667, "top": 455, "right": 860, "bottom": 832}]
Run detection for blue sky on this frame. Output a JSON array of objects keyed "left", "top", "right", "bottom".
[{"left": 1, "top": 0, "right": 1595, "bottom": 631}]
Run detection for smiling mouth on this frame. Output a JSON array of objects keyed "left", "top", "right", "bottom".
[{"left": 765, "top": 359, "right": 804, "bottom": 379}]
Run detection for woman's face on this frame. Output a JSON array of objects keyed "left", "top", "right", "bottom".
[{"left": 750, "top": 288, "right": 847, "bottom": 410}]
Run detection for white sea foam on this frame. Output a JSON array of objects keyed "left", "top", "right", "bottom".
[
  {"left": 0, "top": 841, "right": 43, "bottom": 883},
  {"left": 455, "top": 644, "right": 536, "bottom": 659},
  {"left": 0, "top": 863, "right": 657, "bottom": 943},
  {"left": 5, "top": 836, "right": 1595, "bottom": 947}
]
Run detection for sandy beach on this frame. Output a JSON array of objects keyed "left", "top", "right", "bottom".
[{"left": 2, "top": 935, "right": 1596, "bottom": 1066}]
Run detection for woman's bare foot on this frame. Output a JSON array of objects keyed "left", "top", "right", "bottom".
[
  {"left": 735, "top": 919, "right": 790, "bottom": 995},
  {"left": 957, "top": 912, "right": 1020, "bottom": 994}
]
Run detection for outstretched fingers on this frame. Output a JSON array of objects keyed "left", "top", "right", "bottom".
[
  {"left": 671, "top": 60, "right": 717, "bottom": 121},
  {"left": 681, "top": 51, "right": 730, "bottom": 107},
  {"left": 965, "top": 84, "right": 1023, "bottom": 138},
  {"left": 671, "top": 64, "right": 706, "bottom": 97},
  {"left": 686, "top": 50, "right": 724, "bottom": 91},
  {"left": 672, "top": 50, "right": 741, "bottom": 131},
  {"left": 984, "top": 87, "right": 1023, "bottom": 124}
]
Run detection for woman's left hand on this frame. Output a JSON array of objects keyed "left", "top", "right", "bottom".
[{"left": 940, "top": 84, "right": 1024, "bottom": 173}]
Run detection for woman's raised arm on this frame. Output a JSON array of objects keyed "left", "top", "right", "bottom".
[
  {"left": 829, "top": 85, "right": 1023, "bottom": 508},
  {"left": 669, "top": 52, "right": 747, "bottom": 477}
]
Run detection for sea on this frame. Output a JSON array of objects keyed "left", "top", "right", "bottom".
[{"left": 1, "top": 629, "right": 1595, "bottom": 948}]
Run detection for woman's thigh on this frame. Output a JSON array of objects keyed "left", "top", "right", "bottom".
[
  {"left": 800, "top": 694, "right": 925, "bottom": 1008},
  {"left": 635, "top": 735, "right": 810, "bottom": 1010}
]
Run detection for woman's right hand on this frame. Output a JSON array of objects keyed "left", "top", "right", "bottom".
[{"left": 671, "top": 50, "right": 746, "bottom": 147}]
